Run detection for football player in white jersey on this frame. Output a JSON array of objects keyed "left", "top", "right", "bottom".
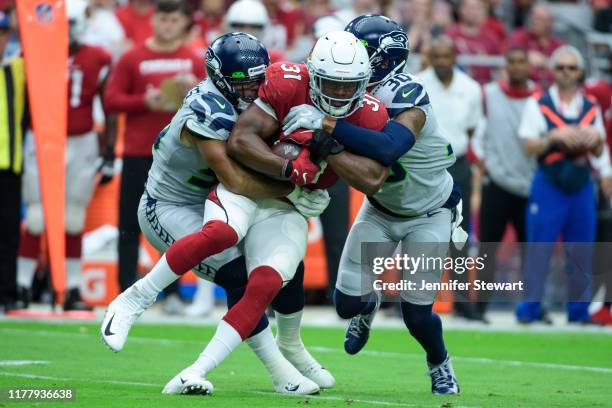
[
  {"left": 281, "top": 15, "right": 464, "bottom": 394},
  {"left": 101, "top": 33, "right": 332, "bottom": 395}
]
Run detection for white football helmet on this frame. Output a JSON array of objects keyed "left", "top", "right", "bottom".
[
  {"left": 307, "top": 31, "right": 371, "bottom": 118},
  {"left": 225, "top": 0, "right": 269, "bottom": 40},
  {"left": 66, "top": 0, "right": 88, "bottom": 44}
]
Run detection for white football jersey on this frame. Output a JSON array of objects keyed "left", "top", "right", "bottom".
[
  {"left": 371, "top": 73, "right": 456, "bottom": 216},
  {"left": 146, "top": 78, "right": 238, "bottom": 204}
]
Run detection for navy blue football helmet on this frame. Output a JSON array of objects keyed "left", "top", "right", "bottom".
[
  {"left": 205, "top": 32, "right": 270, "bottom": 110},
  {"left": 345, "top": 15, "right": 409, "bottom": 86}
]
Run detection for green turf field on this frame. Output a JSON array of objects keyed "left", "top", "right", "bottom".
[{"left": 0, "top": 321, "right": 610, "bottom": 408}]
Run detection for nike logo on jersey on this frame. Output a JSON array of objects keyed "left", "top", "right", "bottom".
[
  {"left": 402, "top": 88, "right": 416, "bottom": 98},
  {"left": 213, "top": 98, "right": 226, "bottom": 109},
  {"left": 104, "top": 314, "right": 116, "bottom": 336}
]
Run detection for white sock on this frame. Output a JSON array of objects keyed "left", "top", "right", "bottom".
[
  {"left": 246, "top": 325, "right": 301, "bottom": 384},
  {"left": 66, "top": 258, "right": 81, "bottom": 290},
  {"left": 187, "top": 320, "right": 242, "bottom": 377},
  {"left": 275, "top": 309, "right": 315, "bottom": 369},
  {"left": 17, "top": 257, "right": 37, "bottom": 288},
  {"left": 134, "top": 254, "right": 179, "bottom": 299},
  {"left": 192, "top": 279, "right": 214, "bottom": 310}
]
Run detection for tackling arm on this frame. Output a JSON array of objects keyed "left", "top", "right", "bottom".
[
  {"left": 191, "top": 130, "right": 293, "bottom": 199},
  {"left": 326, "top": 151, "right": 390, "bottom": 196},
  {"left": 226, "top": 103, "right": 286, "bottom": 177}
]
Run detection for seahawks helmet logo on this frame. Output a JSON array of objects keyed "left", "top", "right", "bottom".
[
  {"left": 205, "top": 49, "right": 222, "bottom": 72},
  {"left": 379, "top": 31, "right": 408, "bottom": 52}
]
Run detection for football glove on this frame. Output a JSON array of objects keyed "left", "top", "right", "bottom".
[
  {"left": 282, "top": 148, "right": 322, "bottom": 186},
  {"left": 287, "top": 186, "right": 330, "bottom": 218},
  {"left": 282, "top": 104, "right": 324, "bottom": 135},
  {"left": 309, "top": 129, "right": 344, "bottom": 163}
]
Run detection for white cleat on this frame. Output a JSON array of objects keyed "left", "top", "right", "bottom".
[
  {"left": 299, "top": 361, "right": 336, "bottom": 389},
  {"left": 274, "top": 375, "right": 320, "bottom": 395},
  {"left": 278, "top": 344, "right": 336, "bottom": 389},
  {"left": 162, "top": 370, "right": 214, "bottom": 396},
  {"left": 100, "top": 286, "right": 154, "bottom": 352}
]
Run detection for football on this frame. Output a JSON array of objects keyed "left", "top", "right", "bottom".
[{"left": 272, "top": 140, "right": 302, "bottom": 160}]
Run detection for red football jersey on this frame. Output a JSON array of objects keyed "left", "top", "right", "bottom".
[
  {"left": 68, "top": 45, "right": 112, "bottom": 135},
  {"left": 258, "top": 62, "right": 389, "bottom": 188}
]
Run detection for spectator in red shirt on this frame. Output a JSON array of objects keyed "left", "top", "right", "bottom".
[
  {"left": 191, "top": 0, "right": 225, "bottom": 48},
  {"left": 105, "top": 0, "right": 205, "bottom": 295},
  {"left": 115, "top": 0, "right": 154, "bottom": 48},
  {"left": 445, "top": 0, "right": 504, "bottom": 84},
  {"left": 508, "top": 4, "right": 564, "bottom": 88},
  {"left": 483, "top": 0, "right": 507, "bottom": 43},
  {"left": 261, "top": 0, "right": 303, "bottom": 51}
]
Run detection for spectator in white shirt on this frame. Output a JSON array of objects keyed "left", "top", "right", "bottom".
[
  {"left": 419, "top": 35, "right": 484, "bottom": 321},
  {"left": 515, "top": 45, "right": 611, "bottom": 324}
]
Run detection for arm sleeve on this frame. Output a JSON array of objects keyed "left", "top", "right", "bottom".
[
  {"left": 103, "top": 53, "right": 148, "bottom": 113},
  {"left": 184, "top": 93, "right": 236, "bottom": 141},
  {"left": 590, "top": 142, "right": 612, "bottom": 177},
  {"left": 518, "top": 98, "right": 546, "bottom": 140},
  {"left": 593, "top": 107, "right": 607, "bottom": 140},
  {"left": 331, "top": 119, "right": 415, "bottom": 167}
]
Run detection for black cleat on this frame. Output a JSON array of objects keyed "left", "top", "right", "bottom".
[{"left": 63, "top": 288, "right": 93, "bottom": 311}]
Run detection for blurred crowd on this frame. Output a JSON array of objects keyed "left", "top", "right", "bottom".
[{"left": 0, "top": 0, "right": 611, "bottom": 325}]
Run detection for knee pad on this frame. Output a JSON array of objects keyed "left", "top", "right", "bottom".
[
  {"left": 272, "top": 262, "right": 305, "bottom": 314},
  {"left": 65, "top": 205, "right": 87, "bottom": 234},
  {"left": 333, "top": 289, "right": 375, "bottom": 319},
  {"left": 26, "top": 204, "right": 44, "bottom": 235}
]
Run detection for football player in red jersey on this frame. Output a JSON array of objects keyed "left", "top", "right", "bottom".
[
  {"left": 17, "top": 0, "right": 116, "bottom": 311},
  {"left": 103, "top": 31, "right": 389, "bottom": 394}
]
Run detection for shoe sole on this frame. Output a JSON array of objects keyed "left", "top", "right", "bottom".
[{"left": 180, "top": 384, "right": 212, "bottom": 396}]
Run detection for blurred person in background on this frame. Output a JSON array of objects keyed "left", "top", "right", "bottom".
[
  {"left": 515, "top": 46, "right": 610, "bottom": 324},
  {"left": 473, "top": 47, "right": 538, "bottom": 320},
  {"left": 2, "top": 4, "right": 19, "bottom": 60},
  {"left": 334, "top": 0, "right": 381, "bottom": 26},
  {"left": 115, "top": 0, "right": 154, "bottom": 48},
  {"left": 445, "top": 0, "right": 504, "bottom": 84},
  {"left": 17, "top": 0, "right": 114, "bottom": 311},
  {"left": 0, "top": 9, "right": 27, "bottom": 313},
  {"left": 508, "top": 3, "right": 564, "bottom": 88},
  {"left": 224, "top": 0, "right": 286, "bottom": 63},
  {"left": 84, "top": 0, "right": 128, "bottom": 59},
  {"left": 394, "top": 0, "right": 434, "bottom": 54},
  {"left": 592, "top": 0, "right": 611, "bottom": 33},
  {"left": 261, "top": 0, "right": 304, "bottom": 52},
  {"left": 419, "top": 36, "right": 484, "bottom": 321},
  {"left": 104, "top": 0, "right": 204, "bottom": 314},
  {"left": 191, "top": 0, "right": 225, "bottom": 47},
  {"left": 482, "top": 0, "right": 507, "bottom": 43},
  {"left": 584, "top": 75, "right": 612, "bottom": 325}
]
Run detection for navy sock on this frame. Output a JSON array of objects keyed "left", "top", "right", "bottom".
[
  {"left": 333, "top": 289, "right": 377, "bottom": 319},
  {"left": 400, "top": 302, "right": 447, "bottom": 365},
  {"left": 272, "top": 262, "right": 305, "bottom": 314}
]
